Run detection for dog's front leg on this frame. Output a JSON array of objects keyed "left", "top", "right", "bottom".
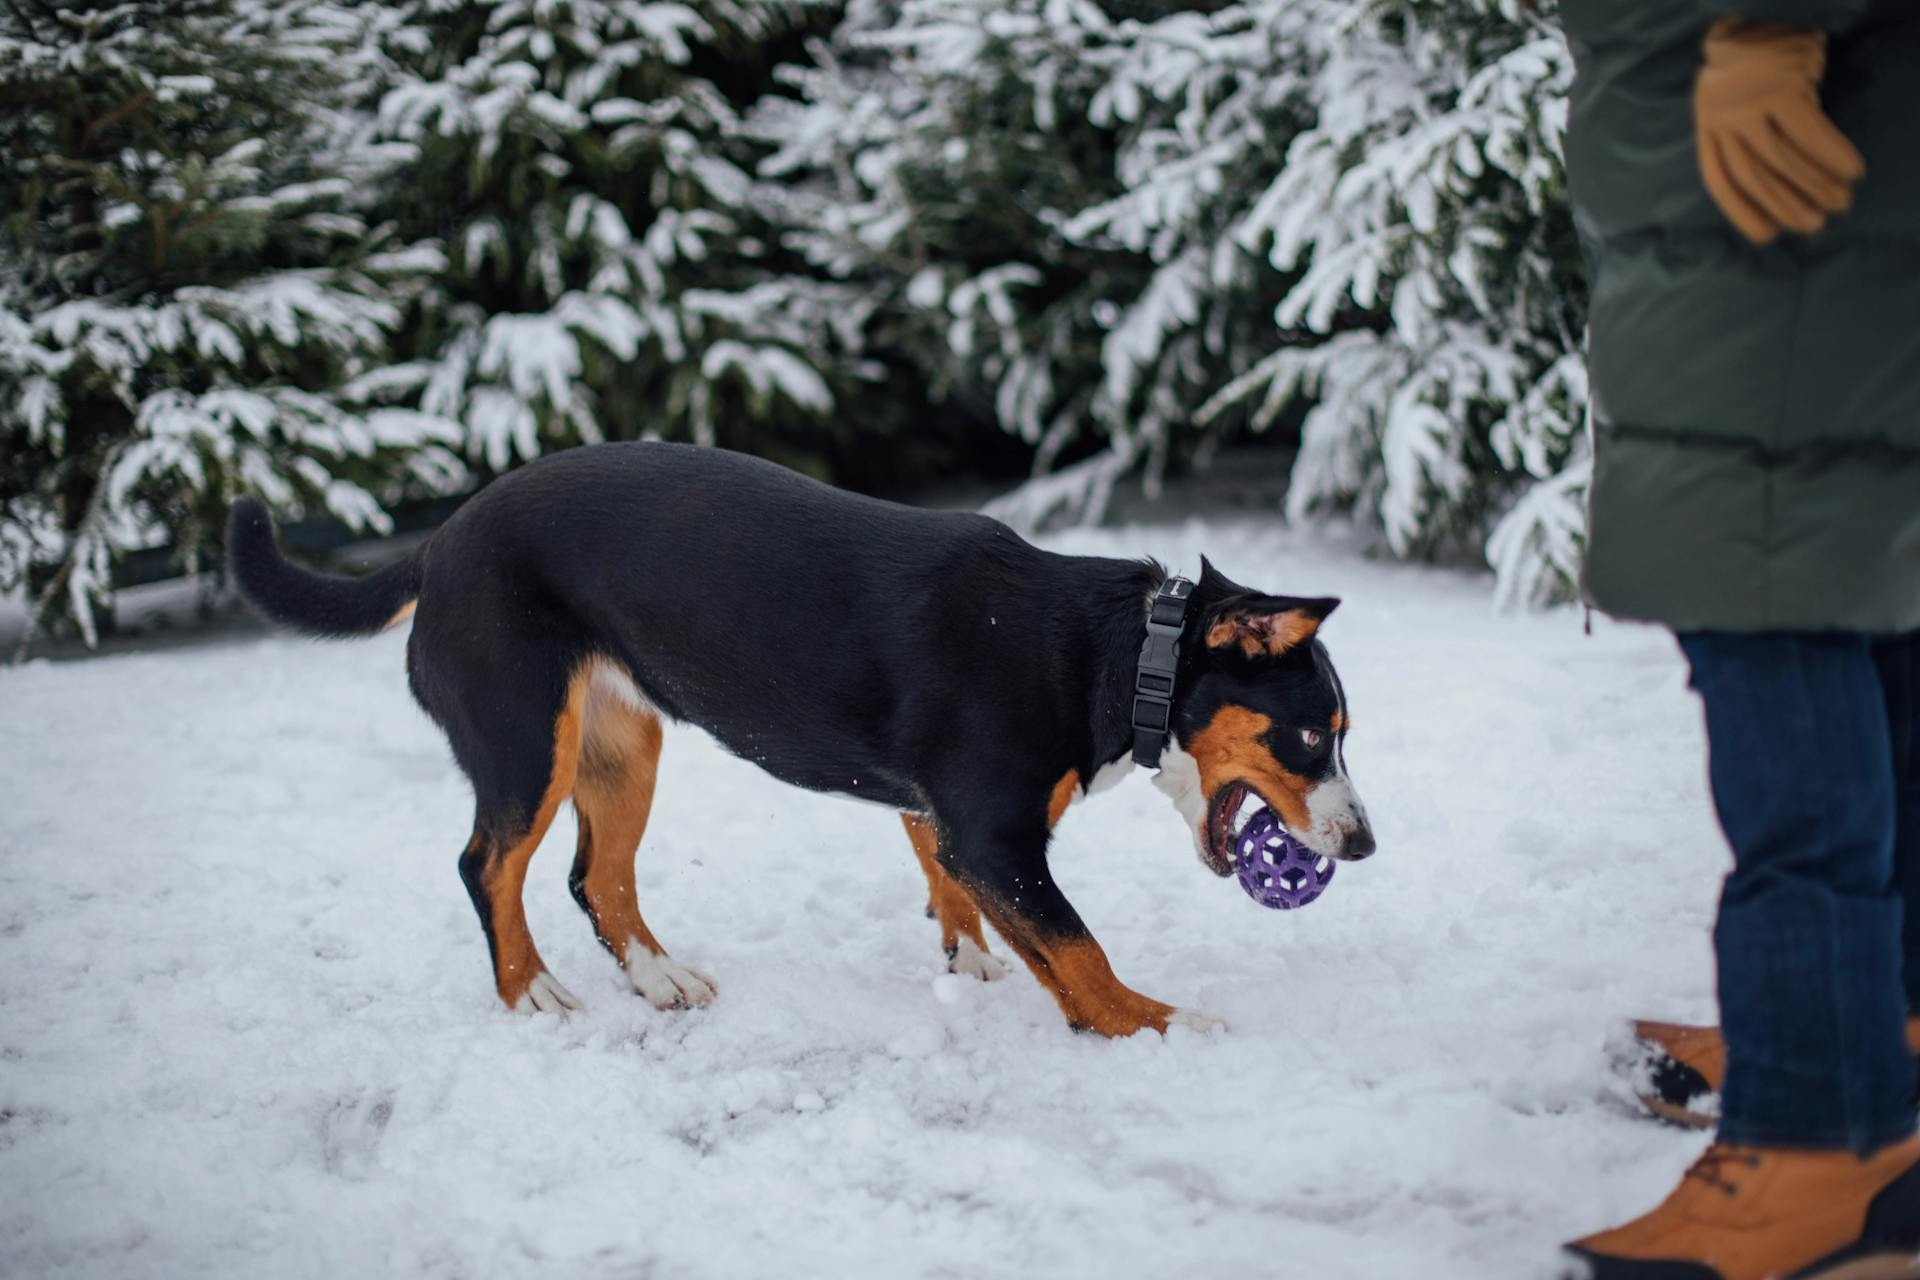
[{"left": 939, "top": 807, "right": 1217, "bottom": 1037}]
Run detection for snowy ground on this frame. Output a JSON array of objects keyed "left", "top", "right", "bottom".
[{"left": 0, "top": 518, "right": 1729, "bottom": 1279}]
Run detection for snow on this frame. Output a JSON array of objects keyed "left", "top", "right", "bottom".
[{"left": 0, "top": 518, "right": 1727, "bottom": 1278}]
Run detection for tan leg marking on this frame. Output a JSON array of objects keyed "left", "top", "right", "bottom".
[
  {"left": 978, "top": 920, "right": 1176, "bottom": 1038},
  {"left": 902, "top": 813, "right": 993, "bottom": 960},
  {"left": 903, "top": 769, "right": 1183, "bottom": 1029},
  {"left": 904, "top": 769, "right": 1080, "bottom": 946},
  {"left": 1014, "top": 768, "right": 1186, "bottom": 1036},
  {"left": 570, "top": 658, "right": 714, "bottom": 1009},
  {"left": 1046, "top": 769, "right": 1081, "bottom": 828},
  {"left": 483, "top": 670, "right": 588, "bottom": 1011},
  {"left": 572, "top": 673, "right": 667, "bottom": 959}
]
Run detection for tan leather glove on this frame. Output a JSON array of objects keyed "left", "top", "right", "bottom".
[{"left": 1694, "top": 18, "right": 1866, "bottom": 245}]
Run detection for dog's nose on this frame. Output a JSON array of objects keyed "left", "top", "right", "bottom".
[{"left": 1341, "top": 825, "right": 1376, "bottom": 860}]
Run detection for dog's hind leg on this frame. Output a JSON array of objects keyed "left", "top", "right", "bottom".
[
  {"left": 569, "top": 661, "right": 714, "bottom": 1010},
  {"left": 454, "top": 672, "right": 589, "bottom": 1015},
  {"left": 901, "top": 813, "right": 1007, "bottom": 982}
]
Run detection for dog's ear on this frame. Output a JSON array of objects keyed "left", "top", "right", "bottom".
[
  {"left": 1203, "top": 595, "right": 1340, "bottom": 661},
  {"left": 1196, "top": 555, "right": 1248, "bottom": 600}
]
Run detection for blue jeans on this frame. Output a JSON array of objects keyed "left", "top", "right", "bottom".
[{"left": 1680, "top": 632, "right": 1920, "bottom": 1153}]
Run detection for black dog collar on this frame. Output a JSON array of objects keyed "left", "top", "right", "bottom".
[{"left": 1132, "top": 575, "right": 1194, "bottom": 768}]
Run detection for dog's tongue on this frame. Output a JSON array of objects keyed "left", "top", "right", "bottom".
[{"left": 1232, "top": 807, "right": 1335, "bottom": 910}]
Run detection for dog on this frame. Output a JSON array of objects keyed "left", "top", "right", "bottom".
[{"left": 228, "top": 441, "right": 1374, "bottom": 1035}]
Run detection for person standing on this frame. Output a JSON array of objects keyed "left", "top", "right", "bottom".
[{"left": 1557, "top": 2, "right": 1920, "bottom": 1276}]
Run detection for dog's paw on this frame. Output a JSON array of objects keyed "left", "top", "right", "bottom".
[
  {"left": 1166, "top": 1008, "right": 1228, "bottom": 1035},
  {"left": 624, "top": 943, "right": 717, "bottom": 1010},
  {"left": 513, "top": 971, "right": 582, "bottom": 1016},
  {"left": 948, "top": 936, "right": 1008, "bottom": 983}
]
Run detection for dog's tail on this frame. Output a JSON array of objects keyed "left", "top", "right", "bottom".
[{"left": 227, "top": 497, "right": 424, "bottom": 638}]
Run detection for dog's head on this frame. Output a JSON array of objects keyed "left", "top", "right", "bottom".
[{"left": 1152, "top": 559, "right": 1374, "bottom": 875}]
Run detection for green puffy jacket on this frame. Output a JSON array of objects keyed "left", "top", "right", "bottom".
[{"left": 1563, "top": 0, "right": 1920, "bottom": 633}]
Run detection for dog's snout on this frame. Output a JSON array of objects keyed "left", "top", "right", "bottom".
[{"left": 1341, "top": 825, "right": 1376, "bottom": 860}]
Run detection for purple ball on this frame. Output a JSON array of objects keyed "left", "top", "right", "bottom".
[{"left": 1233, "top": 808, "right": 1335, "bottom": 910}]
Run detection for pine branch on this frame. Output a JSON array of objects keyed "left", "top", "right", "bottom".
[
  {"left": 2, "top": 0, "right": 44, "bottom": 42},
  {"left": 79, "top": 89, "right": 153, "bottom": 154},
  {"left": 10, "top": 554, "right": 71, "bottom": 664},
  {"left": 9, "top": 445, "right": 114, "bottom": 662}
]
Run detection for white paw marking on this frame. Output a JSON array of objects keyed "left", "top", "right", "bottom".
[
  {"left": 1167, "top": 1008, "right": 1228, "bottom": 1034},
  {"left": 623, "top": 942, "right": 717, "bottom": 1010},
  {"left": 949, "top": 936, "right": 1008, "bottom": 982},
  {"left": 514, "top": 971, "right": 582, "bottom": 1016}
]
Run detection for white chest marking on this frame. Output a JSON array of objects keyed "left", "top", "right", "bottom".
[
  {"left": 1084, "top": 755, "right": 1133, "bottom": 798},
  {"left": 1150, "top": 742, "right": 1212, "bottom": 867}
]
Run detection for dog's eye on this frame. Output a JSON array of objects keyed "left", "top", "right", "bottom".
[{"left": 1301, "top": 728, "right": 1324, "bottom": 750}]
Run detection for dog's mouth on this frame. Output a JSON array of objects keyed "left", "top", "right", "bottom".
[{"left": 1203, "top": 781, "right": 1268, "bottom": 877}]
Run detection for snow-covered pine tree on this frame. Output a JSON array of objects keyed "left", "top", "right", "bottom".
[
  {"left": 0, "top": 0, "right": 457, "bottom": 647},
  {"left": 996, "top": 0, "right": 1330, "bottom": 525},
  {"left": 1198, "top": 0, "right": 1587, "bottom": 604},
  {"left": 758, "top": 0, "right": 1590, "bottom": 603},
  {"left": 369, "top": 0, "right": 877, "bottom": 482},
  {"left": 756, "top": 0, "right": 1301, "bottom": 525}
]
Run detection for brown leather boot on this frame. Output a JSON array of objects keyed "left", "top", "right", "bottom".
[
  {"left": 1632, "top": 1017, "right": 1920, "bottom": 1130},
  {"left": 1562, "top": 1136, "right": 1920, "bottom": 1279}
]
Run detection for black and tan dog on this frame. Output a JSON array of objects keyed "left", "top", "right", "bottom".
[{"left": 229, "top": 442, "right": 1373, "bottom": 1036}]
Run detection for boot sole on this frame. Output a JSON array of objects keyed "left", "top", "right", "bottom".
[
  {"left": 1799, "top": 1257, "right": 1920, "bottom": 1280},
  {"left": 1637, "top": 1092, "right": 1715, "bottom": 1131}
]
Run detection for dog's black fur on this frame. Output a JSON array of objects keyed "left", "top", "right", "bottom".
[{"left": 231, "top": 441, "right": 1368, "bottom": 1032}]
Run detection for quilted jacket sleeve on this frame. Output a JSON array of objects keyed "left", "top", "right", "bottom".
[{"left": 1697, "top": 0, "right": 1869, "bottom": 31}]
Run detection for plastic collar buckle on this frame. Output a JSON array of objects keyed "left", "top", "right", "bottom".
[{"left": 1132, "top": 576, "right": 1194, "bottom": 768}]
